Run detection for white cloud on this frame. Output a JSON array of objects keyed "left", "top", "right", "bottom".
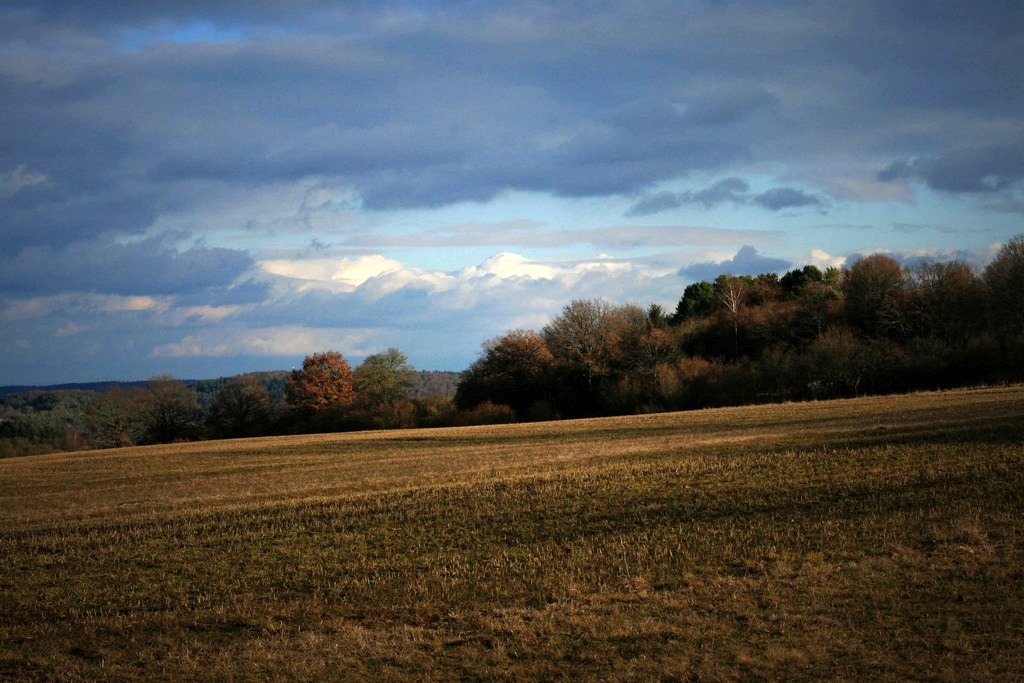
[
  {"left": 0, "top": 165, "right": 48, "bottom": 197},
  {"left": 151, "top": 326, "right": 377, "bottom": 359},
  {"left": 808, "top": 248, "right": 847, "bottom": 270},
  {"left": 97, "top": 295, "right": 170, "bottom": 313},
  {"left": 356, "top": 267, "right": 456, "bottom": 297},
  {"left": 458, "top": 252, "right": 638, "bottom": 285},
  {"left": 259, "top": 254, "right": 404, "bottom": 289},
  {"left": 55, "top": 321, "right": 86, "bottom": 337},
  {"left": 461, "top": 252, "right": 560, "bottom": 280}
]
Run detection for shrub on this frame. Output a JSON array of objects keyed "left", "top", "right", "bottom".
[{"left": 453, "top": 401, "right": 516, "bottom": 426}]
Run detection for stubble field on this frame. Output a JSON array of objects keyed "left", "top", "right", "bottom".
[{"left": 1, "top": 386, "right": 1023, "bottom": 681}]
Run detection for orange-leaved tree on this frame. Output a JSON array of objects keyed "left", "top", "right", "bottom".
[{"left": 286, "top": 351, "right": 356, "bottom": 414}]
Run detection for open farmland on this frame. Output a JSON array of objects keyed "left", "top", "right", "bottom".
[{"left": 1, "top": 387, "right": 1023, "bottom": 681}]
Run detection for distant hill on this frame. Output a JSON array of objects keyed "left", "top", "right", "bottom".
[
  {"left": 0, "top": 381, "right": 151, "bottom": 397},
  {"left": 0, "top": 370, "right": 460, "bottom": 400}
]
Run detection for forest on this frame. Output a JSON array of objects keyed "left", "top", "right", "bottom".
[
  {"left": 2, "top": 234, "right": 1022, "bottom": 457},
  {"left": 456, "top": 234, "right": 1024, "bottom": 419},
  {"left": 0, "top": 368, "right": 459, "bottom": 457}
]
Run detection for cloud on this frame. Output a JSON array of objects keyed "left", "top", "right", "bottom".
[
  {"left": 0, "top": 165, "right": 48, "bottom": 197},
  {"left": 344, "top": 221, "right": 783, "bottom": 250},
  {"left": 151, "top": 326, "right": 376, "bottom": 359},
  {"left": 628, "top": 178, "right": 824, "bottom": 216},
  {"left": 879, "top": 142, "right": 1024, "bottom": 195},
  {"left": 461, "top": 253, "right": 560, "bottom": 280},
  {"left": 0, "top": 247, "right": 667, "bottom": 383},
  {"left": 752, "top": 187, "right": 824, "bottom": 211},
  {"left": 679, "top": 245, "right": 791, "bottom": 281},
  {"left": 0, "top": 235, "right": 255, "bottom": 296},
  {"left": 675, "top": 84, "right": 780, "bottom": 127},
  {"left": 55, "top": 321, "right": 86, "bottom": 337},
  {"left": 2, "top": 1, "right": 1022, "bottom": 384},
  {"left": 231, "top": 251, "right": 687, "bottom": 353},
  {"left": 808, "top": 249, "right": 847, "bottom": 271},
  {"left": 2, "top": 0, "right": 1016, "bottom": 241},
  {"left": 259, "top": 254, "right": 404, "bottom": 289},
  {"left": 628, "top": 178, "right": 751, "bottom": 215}
]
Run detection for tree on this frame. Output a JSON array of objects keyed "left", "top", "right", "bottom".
[
  {"left": 647, "top": 303, "right": 670, "bottom": 329},
  {"left": 601, "top": 312, "right": 680, "bottom": 414},
  {"left": 207, "top": 375, "right": 273, "bottom": 439},
  {"left": 353, "top": 348, "right": 417, "bottom": 407},
  {"left": 843, "top": 254, "right": 909, "bottom": 339},
  {"left": 351, "top": 348, "right": 419, "bottom": 429},
  {"left": 793, "top": 267, "right": 843, "bottom": 341},
  {"left": 455, "top": 330, "right": 554, "bottom": 417},
  {"left": 984, "top": 233, "right": 1024, "bottom": 335},
  {"left": 608, "top": 303, "right": 678, "bottom": 378},
  {"left": 142, "top": 376, "right": 200, "bottom": 443},
  {"left": 803, "top": 327, "right": 868, "bottom": 398},
  {"left": 780, "top": 265, "right": 823, "bottom": 299},
  {"left": 84, "top": 388, "right": 146, "bottom": 448},
  {"left": 543, "top": 299, "right": 616, "bottom": 395},
  {"left": 909, "top": 260, "right": 986, "bottom": 345},
  {"left": 670, "top": 281, "right": 716, "bottom": 323},
  {"left": 286, "top": 351, "right": 356, "bottom": 414},
  {"left": 715, "top": 275, "right": 748, "bottom": 359},
  {"left": 749, "top": 272, "right": 782, "bottom": 305}
]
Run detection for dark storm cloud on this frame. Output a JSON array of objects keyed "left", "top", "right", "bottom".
[
  {"left": 679, "top": 245, "right": 791, "bottom": 281},
  {"left": 0, "top": 74, "right": 158, "bottom": 250},
  {"left": 879, "top": 142, "right": 1024, "bottom": 194},
  {"left": 0, "top": 236, "right": 254, "bottom": 296},
  {"left": 2, "top": 0, "right": 1021, "bottom": 254}
]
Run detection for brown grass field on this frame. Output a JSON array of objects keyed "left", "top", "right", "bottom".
[{"left": 1, "top": 386, "right": 1023, "bottom": 681}]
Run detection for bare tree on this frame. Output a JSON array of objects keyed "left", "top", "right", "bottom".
[
  {"left": 843, "top": 254, "right": 910, "bottom": 339},
  {"left": 84, "top": 388, "right": 145, "bottom": 448},
  {"left": 984, "top": 233, "right": 1024, "bottom": 335},
  {"left": 143, "top": 375, "right": 200, "bottom": 443},
  {"left": 716, "top": 275, "right": 748, "bottom": 358},
  {"left": 207, "top": 375, "right": 273, "bottom": 438},
  {"left": 909, "top": 261, "right": 986, "bottom": 345},
  {"left": 543, "top": 299, "right": 616, "bottom": 394}
]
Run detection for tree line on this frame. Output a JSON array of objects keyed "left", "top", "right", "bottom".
[
  {"left": 455, "top": 235, "right": 1024, "bottom": 420},
  {"left": 3, "top": 234, "right": 1021, "bottom": 455},
  {"left": 0, "top": 360, "right": 461, "bottom": 456}
]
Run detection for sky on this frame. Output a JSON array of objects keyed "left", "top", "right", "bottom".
[{"left": 1, "top": 1, "right": 1022, "bottom": 385}]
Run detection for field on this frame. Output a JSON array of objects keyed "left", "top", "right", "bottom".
[{"left": 1, "top": 387, "right": 1023, "bottom": 681}]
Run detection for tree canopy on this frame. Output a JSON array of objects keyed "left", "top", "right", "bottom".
[
  {"left": 286, "top": 351, "right": 356, "bottom": 414},
  {"left": 353, "top": 348, "right": 417, "bottom": 407}
]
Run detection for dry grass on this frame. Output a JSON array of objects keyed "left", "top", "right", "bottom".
[{"left": 2, "top": 386, "right": 1023, "bottom": 681}]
